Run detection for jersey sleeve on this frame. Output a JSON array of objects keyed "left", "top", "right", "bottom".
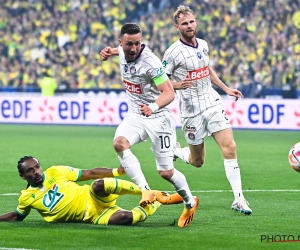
[
  {"left": 56, "top": 166, "right": 82, "bottom": 182},
  {"left": 200, "top": 39, "right": 210, "bottom": 65},
  {"left": 117, "top": 45, "right": 123, "bottom": 56},
  {"left": 144, "top": 55, "right": 168, "bottom": 86},
  {"left": 16, "top": 196, "right": 31, "bottom": 217},
  {"left": 149, "top": 67, "right": 169, "bottom": 86},
  {"left": 118, "top": 45, "right": 127, "bottom": 64},
  {"left": 162, "top": 49, "right": 175, "bottom": 76},
  {"left": 203, "top": 40, "right": 209, "bottom": 53}
]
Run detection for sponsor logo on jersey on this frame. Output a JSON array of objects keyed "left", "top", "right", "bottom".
[
  {"left": 156, "top": 67, "right": 164, "bottom": 77},
  {"left": 48, "top": 177, "right": 56, "bottom": 184},
  {"left": 197, "top": 52, "right": 202, "bottom": 59},
  {"left": 42, "top": 184, "right": 64, "bottom": 211},
  {"left": 203, "top": 48, "right": 208, "bottom": 56},
  {"left": 186, "top": 125, "right": 196, "bottom": 133},
  {"left": 124, "top": 65, "right": 128, "bottom": 73},
  {"left": 130, "top": 66, "right": 136, "bottom": 74},
  {"left": 123, "top": 79, "right": 143, "bottom": 94},
  {"left": 188, "top": 66, "right": 209, "bottom": 80}
]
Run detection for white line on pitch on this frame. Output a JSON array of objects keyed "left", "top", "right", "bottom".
[
  {"left": 0, "top": 248, "right": 36, "bottom": 250},
  {"left": 0, "top": 193, "right": 20, "bottom": 196},
  {"left": 192, "top": 189, "right": 300, "bottom": 192}
]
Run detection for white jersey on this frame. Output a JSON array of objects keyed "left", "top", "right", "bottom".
[
  {"left": 162, "top": 38, "right": 221, "bottom": 118},
  {"left": 118, "top": 44, "right": 172, "bottom": 118}
]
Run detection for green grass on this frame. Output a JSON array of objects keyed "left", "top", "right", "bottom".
[{"left": 0, "top": 124, "right": 300, "bottom": 250}]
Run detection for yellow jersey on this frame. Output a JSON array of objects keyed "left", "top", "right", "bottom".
[{"left": 16, "top": 166, "right": 89, "bottom": 222}]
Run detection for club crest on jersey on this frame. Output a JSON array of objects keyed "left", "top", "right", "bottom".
[
  {"left": 130, "top": 66, "right": 136, "bottom": 74},
  {"left": 188, "top": 133, "right": 195, "bottom": 140},
  {"left": 124, "top": 65, "right": 128, "bottom": 73},
  {"left": 203, "top": 49, "right": 208, "bottom": 56},
  {"left": 42, "top": 184, "right": 64, "bottom": 211},
  {"left": 197, "top": 52, "right": 202, "bottom": 59}
]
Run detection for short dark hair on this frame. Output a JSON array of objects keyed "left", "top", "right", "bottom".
[{"left": 120, "top": 23, "right": 142, "bottom": 37}]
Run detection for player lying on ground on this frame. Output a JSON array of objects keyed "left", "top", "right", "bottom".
[{"left": 0, "top": 156, "right": 183, "bottom": 225}]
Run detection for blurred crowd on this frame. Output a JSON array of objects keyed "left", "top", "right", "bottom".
[{"left": 0, "top": 0, "right": 299, "bottom": 98}]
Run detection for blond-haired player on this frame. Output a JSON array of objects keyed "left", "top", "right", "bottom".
[{"left": 162, "top": 5, "right": 252, "bottom": 215}]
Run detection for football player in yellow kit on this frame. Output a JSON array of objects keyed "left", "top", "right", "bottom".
[{"left": 0, "top": 156, "right": 183, "bottom": 225}]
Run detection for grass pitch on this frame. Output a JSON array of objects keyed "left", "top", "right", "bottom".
[{"left": 0, "top": 124, "right": 299, "bottom": 250}]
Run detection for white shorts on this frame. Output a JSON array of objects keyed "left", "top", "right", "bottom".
[
  {"left": 181, "top": 104, "right": 231, "bottom": 145},
  {"left": 114, "top": 113, "right": 177, "bottom": 159}
]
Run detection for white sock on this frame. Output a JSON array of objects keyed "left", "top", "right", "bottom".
[
  {"left": 117, "top": 149, "right": 149, "bottom": 191},
  {"left": 170, "top": 169, "right": 195, "bottom": 208},
  {"left": 224, "top": 159, "right": 244, "bottom": 199},
  {"left": 174, "top": 147, "right": 190, "bottom": 164}
]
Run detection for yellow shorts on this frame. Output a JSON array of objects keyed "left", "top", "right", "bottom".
[
  {"left": 83, "top": 187, "right": 121, "bottom": 225},
  {"left": 94, "top": 205, "right": 122, "bottom": 225}
]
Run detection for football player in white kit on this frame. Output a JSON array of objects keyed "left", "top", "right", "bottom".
[
  {"left": 162, "top": 5, "right": 252, "bottom": 215},
  {"left": 100, "top": 23, "right": 199, "bottom": 227}
]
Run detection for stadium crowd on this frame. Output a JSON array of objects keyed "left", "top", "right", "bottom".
[{"left": 0, "top": 0, "right": 299, "bottom": 98}]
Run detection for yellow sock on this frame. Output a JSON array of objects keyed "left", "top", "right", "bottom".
[
  {"left": 143, "top": 201, "right": 161, "bottom": 217},
  {"left": 131, "top": 206, "right": 147, "bottom": 224},
  {"left": 131, "top": 201, "right": 161, "bottom": 225},
  {"left": 104, "top": 178, "right": 141, "bottom": 195}
]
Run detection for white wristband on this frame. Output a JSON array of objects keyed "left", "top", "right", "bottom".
[{"left": 148, "top": 103, "right": 159, "bottom": 113}]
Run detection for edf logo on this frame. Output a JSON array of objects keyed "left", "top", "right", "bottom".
[
  {"left": 248, "top": 104, "right": 285, "bottom": 124},
  {"left": 1, "top": 100, "right": 31, "bottom": 118}
]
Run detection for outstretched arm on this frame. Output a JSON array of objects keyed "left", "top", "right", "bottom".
[
  {"left": 79, "top": 165, "right": 125, "bottom": 181},
  {"left": 100, "top": 46, "right": 119, "bottom": 61},
  {"left": 209, "top": 66, "right": 243, "bottom": 101},
  {"left": 0, "top": 211, "right": 26, "bottom": 222}
]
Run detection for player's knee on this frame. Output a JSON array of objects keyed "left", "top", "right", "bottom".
[
  {"left": 158, "top": 169, "right": 173, "bottom": 180},
  {"left": 108, "top": 211, "right": 132, "bottom": 225},
  {"left": 92, "top": 179, "right": 105, "bottom": 194},
  {"left": 222, "top": 141, "right": 237, "bottom": 159},
  {"left": 190, "top": 155, "right": 204, "bottom": 168},
  {"left": 113, "top": 137, "right": 129, "bottom": 152}
]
